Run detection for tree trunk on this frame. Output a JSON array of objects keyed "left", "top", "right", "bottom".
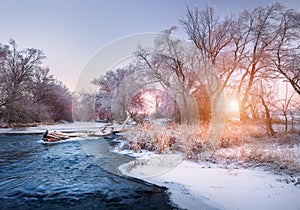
[
  {"left": 260, "top": 96, "right": 275, "bottom": 136},
  {"left": 283, "top": 112, "right": 288, "bottom": 133},
  {"left": 239, "top": 99, "right": 250, "bottom": 121}
]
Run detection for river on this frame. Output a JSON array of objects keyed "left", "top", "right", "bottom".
[{"left": 0, "top": 134, "right": 174, "bottom": 209}]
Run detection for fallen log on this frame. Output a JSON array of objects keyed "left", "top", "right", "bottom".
[{"left": 42, "top": 130, "right": 70, "bottom": 142}]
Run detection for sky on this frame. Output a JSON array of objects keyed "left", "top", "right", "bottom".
[{"left": 1, "top": 0, "right": 300, "bottom": 91}]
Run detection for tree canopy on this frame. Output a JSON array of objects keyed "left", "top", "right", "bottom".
[{"left": 0, "top": 40, "right": 72, "bottom": 125}]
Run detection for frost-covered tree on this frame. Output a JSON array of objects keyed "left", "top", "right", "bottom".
[
  {"left": 0, "top": 40, "right": 45, "bottom": 123},
  {"left": 92, "top": 65, "right": 135, "bottom": 122},
  {"left": 181, "top": 3, "right": 300, "bottom": 122},
  {"left": 137, "top": 28, "right": 210, "bottom": 124},
  {"left": 0, "top": 40, "right": 72, "bottom": 124}
]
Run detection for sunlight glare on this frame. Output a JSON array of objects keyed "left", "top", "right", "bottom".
[
  {"left": 142, "top": 92, "right": 157, "bottom": 115},
  {"left": 228, "top": 100, "right": 240, "bottom": 113}
]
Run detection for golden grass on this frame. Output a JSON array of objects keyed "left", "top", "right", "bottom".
[
  {"left": 121, "top": 120, "right": 300, "bottom": 174},
  {"left": 213, "top": 142, "right": 300, "bottom": 174},
  {"left": 123, "top": 122, "right": 208, "bottom": 155}
]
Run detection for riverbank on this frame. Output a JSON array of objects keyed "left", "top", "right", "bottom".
[
  {"left": 2, "top": 122, "right": 299, "bottom": 209},
  {"left": 118, "top": 154, "right": 300, "bottom": 210},
  {"left": 0, "top": 122, "right": 107, "bottom": 134}
]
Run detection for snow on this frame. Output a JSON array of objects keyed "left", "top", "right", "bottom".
[
  {"left": 119, "top": 155, "right": 300, "bottom": 210},
  {"left": 111, "top": 139, "right": 157, "bottom": 158},
  {"left": 0, "top": 122, "right": 107, "bottom": 134},
  {"left": 2, "top": 122, "right": 299, "bottom": 209},
  {"left": 0, "top": 128, "right": 13, "bottom": 133},
  {"left": 119, "top": 154, "right": 183, "bottom": 178},
  {"left": 112, "top": 148, "right": 156, "bottom": 158}
]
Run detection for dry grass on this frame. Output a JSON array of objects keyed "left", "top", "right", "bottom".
[
  {"left": 213, "top": 142, "right": 300, "bottom": 175},
  {"left": 122, "top": 122, "right": 208, "bottom": 155},
  {"left": 219, "top": 120, "right": 269, "bottom": 148},
  {"left": 120, "top": 120, "right": 300, "bottom": 175}
]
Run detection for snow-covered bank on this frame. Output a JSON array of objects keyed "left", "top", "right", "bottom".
[
  {"left": 2, "top": 121, "right": 299, "bottom": 209},
  {"left": 119, "top": 155, "right": 300, "bottom": 210},
  {"left": 0, "top": 122, "right": 106, "bottom": 134}
]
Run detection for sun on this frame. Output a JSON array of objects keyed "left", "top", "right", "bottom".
[
  {"left": 227, "top": 99, "right": 240, "bottom": 113},
  {"left": 141, "top": 92, "right": 157, "bottom": 114}
]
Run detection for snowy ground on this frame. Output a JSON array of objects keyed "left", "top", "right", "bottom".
[
  {"left": 119, "top": 153, "right": 300, "bottom": 210},
  {"left": 0, "top": 122, "right": 106, "bottom": 134}
]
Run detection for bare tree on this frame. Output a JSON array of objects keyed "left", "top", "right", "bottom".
[
  {"left": 92, "top": 67, "right": 130, "bottom": 121},
  {"left": 137, "top": 27, "right": 205, "bottom": 124},
  {"left": 229, "top": 3, "right": 300, "bottom": 121},
  {"left": 0, "top": 40, "right": 72, "bottom": 124},
  {"left": 92, "top": 65, "right": 141, "bottom": 123},
  {"left": 0, "top": 39, "right": 45, "bottom": 124},
  {"left": 258, "top": 80, "right": 276, "bottom": 135},
  {"left": 181, "top": 3, "right": 299, "bottom": 122},
  {"left": 180, "top": 5, "right": 235, "bottom": 134},
  {"left": 114, "top": 63, "right": 162, "bottom": 123},
  {"left": 271, "top": 8, "right": 300, "bottom": 95},
  {"left": 275, "top": 81, "right": 297, "bottom": 133},
  {"left": 232, "top": 4, "right": 287, "bottom": 120},
  {"left": 180, "top": 5, "right": 232, "bottom": 65},
  {"left": 72, "top": 91, "right": 96, "bottom": 121}
]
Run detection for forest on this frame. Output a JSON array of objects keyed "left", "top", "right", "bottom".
[
  {"left": 88, "top": 3, "right": 300, "bottom": 169},
  {"left": 92, "top": 3, "right": 300, "bottom": 130},
  {"left": 1, "top": 3, "right": 300, "bottom": 145},
  {"left": 0, "top": 40, "right": 72, "bottom": 126}
]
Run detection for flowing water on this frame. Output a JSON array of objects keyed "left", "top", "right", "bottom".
[{"left": 0, "top": 134, "right": 174, "bottom": 209}]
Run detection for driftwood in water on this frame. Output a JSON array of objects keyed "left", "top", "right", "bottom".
[
  {"left": 42, "top": 130, "right": 70, "bottom": 142},
  {"left": 100, "top": 123, "right": 113, "bottom": 133},
  {"left": 96, "top": 123, "right": 128, "bottom": 137}
]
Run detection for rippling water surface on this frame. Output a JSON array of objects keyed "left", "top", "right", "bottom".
[{"left": 0, "top": 135, "right": 173, "bottom": 209}]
